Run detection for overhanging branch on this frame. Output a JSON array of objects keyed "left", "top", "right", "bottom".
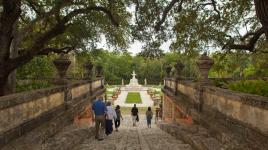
[
  {"left": 211, "top": 0, "right": 220, "bottom": 18},
  {"left": 38, "top": 46, "right": 75, "bottom": 55},
  {"left": 155, "top": 0, "right": 183, "bottom": 32},
  {"left": 24, "top": 0, "right": 43, "bottom": 16},
  {"left": 197, "top": 0, "right": 220, "bottom": 18},
  {"left": 19, "top": 0, "right": 71, "bottom": 41},
  {"left": 63, "top": 6, "right": 119, "bottom": 27},
  {"left": 223, "top": 27, "right": 265, "bottom": 52}
]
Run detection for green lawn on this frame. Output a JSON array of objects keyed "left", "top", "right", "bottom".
[{"left": 125, "top": 92, "right": 142, "bottom": 103}]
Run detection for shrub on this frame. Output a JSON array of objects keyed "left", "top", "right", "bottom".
[
  {"left": 16, "top": 80, "right": 52, "bottom": 93},
  {"left": 228, "top": 80, "right": 268, "bottom": 97}
]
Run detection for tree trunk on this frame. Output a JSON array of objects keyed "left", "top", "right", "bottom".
[
  {"left": 3, "top": 29, "right": 19, "bottom": 95},
  {"left": 254, "top": 0, "right": 268, "bottom": 40},
  {"left": 0, "top": 77, "right": 9, "bottom": 96},
  {"left": 0, "top": 1, "right": 21, "bottom": 96}
]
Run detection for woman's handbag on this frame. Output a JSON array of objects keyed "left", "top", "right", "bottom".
[{"left": 136, "top": 115, "right": 139, "bottom": 122}]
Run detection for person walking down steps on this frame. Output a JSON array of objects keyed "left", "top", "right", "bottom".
[
  {"left": 105, "top": 101, "right": 117, "bottom": 136},
  {"left": 92, "top": 97, "right": 107, "bottom": 141},
  {"left": 146, "top": 107, "right": 153, "bottom": 128},
  {"left": 115, "top": 105, "right": 123, "bottom": 131},
  {"left": 131, "top": 104, "right": 139, "bottom": 126}
]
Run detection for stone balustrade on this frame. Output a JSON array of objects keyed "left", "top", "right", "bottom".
[
  {"left": 0, "top": 78, "right": 105, "bottom": 148},
  {"left": 162, "top": 78, "right": 268, "bottom": 149}
]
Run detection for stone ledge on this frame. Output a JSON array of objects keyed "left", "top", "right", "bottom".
[
  {"left": 199, "top": 109, "right": 268, "bottom": 150},
  {"left": 172, "top": 81, "right": 268, "bottom": 110},
  {"left": 0, "top": 104, "right": 66, "bottom": 148},
  {"left": 163, "top": 85, "right": 268, "bottom": 136},
  {"left": 0, "top": 80, "right": 93, "bottom": 110},
  {"left": 0, "top": 86, "right": 65, "bottom": 110},
  {"left": 204, "top": 86, "right": 268, "bottom": 109},
  {"left": 0, "top": 86, "right": 105, "bottom": 149}
]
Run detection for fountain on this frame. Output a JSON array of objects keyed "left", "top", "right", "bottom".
[
  {"left": 115, "top": 71, "right": 153, "bottom": 107},
  {"left": 121, "top": 71, "right": 147, "bottom": 91}
]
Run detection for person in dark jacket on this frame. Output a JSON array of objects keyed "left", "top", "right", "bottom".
[
  {"left": 131, "top": 104, "right": 139, "bottom": 126},
  {"left": 114, "top": 105, "right": 123, "bottom": 131}
]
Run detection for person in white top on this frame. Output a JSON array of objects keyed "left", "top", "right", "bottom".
[{"left": 105, "top": 101, "right": 117, "bottom": 135}]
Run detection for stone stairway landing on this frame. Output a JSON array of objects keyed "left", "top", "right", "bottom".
[
  {"left": 157, "top": 122, "right": 251, "bottom": 150},
  {"left": 73, "top": 115, "right": 193, "bottom": 150}
]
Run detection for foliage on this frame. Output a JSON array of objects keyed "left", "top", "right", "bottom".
[
  {"left": 0, "top": 0, "right": 132, "bottom": 96},
  {"left": 125, "top": 92, "right": 142, "bottom": 103},
  {"left": 132, "top": 0, "right": 266, "bottom": 54},
  {"left": 228, "top": 80, "right": 268, "bottom": 97},
  {"left": 138, "top": 41, "right": 164, "bottom": 59},
  {"left": 17, "top": 55, "right": 55, "bottom": 79},
  {"left": 210, "top": 51, "right": 268, "bottom": 78},
  {"left": 16, "top": 80, "right": 52, "bottom": 93},
  {"left": 67, "top": 49, "right": 201, "bottom": 85}
]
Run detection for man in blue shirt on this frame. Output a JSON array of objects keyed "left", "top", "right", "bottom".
[{"left": 92, "top": 96, "right": 107, "bottom": 141}]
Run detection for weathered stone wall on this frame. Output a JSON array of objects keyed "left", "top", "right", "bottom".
[
  {"left": 162, "top": 78, "right": 268, "bottom": 149},
  {"left": 0, "top": 78, "right": 105, "bottom": 148},
  {"left": 202, "top": 87, "right": 268, "bottom": 134}
]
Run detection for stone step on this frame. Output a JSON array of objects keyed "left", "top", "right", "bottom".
[{"left": 157, "top": 123, "right": 224, "bottom": 150}]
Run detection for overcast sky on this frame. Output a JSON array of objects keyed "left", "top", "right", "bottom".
[
  {"left": 96, "top": 33, "right": 173, "bottom": 55},
  {"left": 96, "top": 5, "right": 173, "bottom": 56}
]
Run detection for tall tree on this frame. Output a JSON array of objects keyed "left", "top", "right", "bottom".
[
  {"left": 0, "top": 0, "right": 130, "bottom": 95},
  {"left": 138, "top": 41, "right": 164, "bottom": 59},
  {"left": 132, "top": 0, "right": 268, "bottom": 53}
]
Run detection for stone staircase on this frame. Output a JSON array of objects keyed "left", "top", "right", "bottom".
[
  {"left": 157, "top": 122, "right": 253, "bottom": 150},
  {"left": 157, "top": 123, "right": 224, "bottom": 150}
]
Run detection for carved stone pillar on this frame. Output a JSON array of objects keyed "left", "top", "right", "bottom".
[
  {"left": 164, "top": 66, "right": 172, "bottom": 89},
  {"left": 96, "top": 65, "right": 103, "bottom": 77},
  {"left": 174, "top": 61, "right": 184, "bottom": 95},
  {"left": 196, "top": 53, "right": 214, "bottom": 84},
  {"left": 121, "top": 78, "right": 124, "bottom": 86},
  {"left": 53, "top": 54, "right": 71, "bottom": 85},
  {"left": 165, "top": 65, "right": 172, "bottom": 78},
  {"left": 174, "top": 61, "right": 185, "bottom": 80},
  {"left": 144, "top": 78, "right": 147, "bottom": 85},
  {"left": 84, "top": 61, "right": 93, "bottom": 80}
]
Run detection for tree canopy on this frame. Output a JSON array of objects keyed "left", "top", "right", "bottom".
[
  {"left": 132, "top": 0, "right": 267, "bottom": 54},
  {"left": 0, "top": 0, "right": 268, "bottom": 95}
]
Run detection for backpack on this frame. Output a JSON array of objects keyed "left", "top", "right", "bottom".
[
  {"left": 136, "top": 115, "right": 139, "bottom": 122},
  {"left": 147, "top": 111, "right": 153, "bottom": 119}
]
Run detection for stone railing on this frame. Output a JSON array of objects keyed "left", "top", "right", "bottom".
[
  {"left": 162, "top": 78, "right": 268, "bottom": 149},
  {"left": 0, "top": 78, "right": 105, "bottom": 148},
  {"left": 163, "top": 79, "right": 268, "bottom": 148},
  {"left": 162, "top": 55, "right": 268, "bottom": 149},
  {"left": 164, "top": 78, "right": 176, "bottom": 92},
  {"left": 162, "top": 53, "right": 268, "bottom": 149}
]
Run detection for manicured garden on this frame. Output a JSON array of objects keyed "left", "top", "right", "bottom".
[{"left": 125, "top": 92, "right": 142, "bottom": 103}]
